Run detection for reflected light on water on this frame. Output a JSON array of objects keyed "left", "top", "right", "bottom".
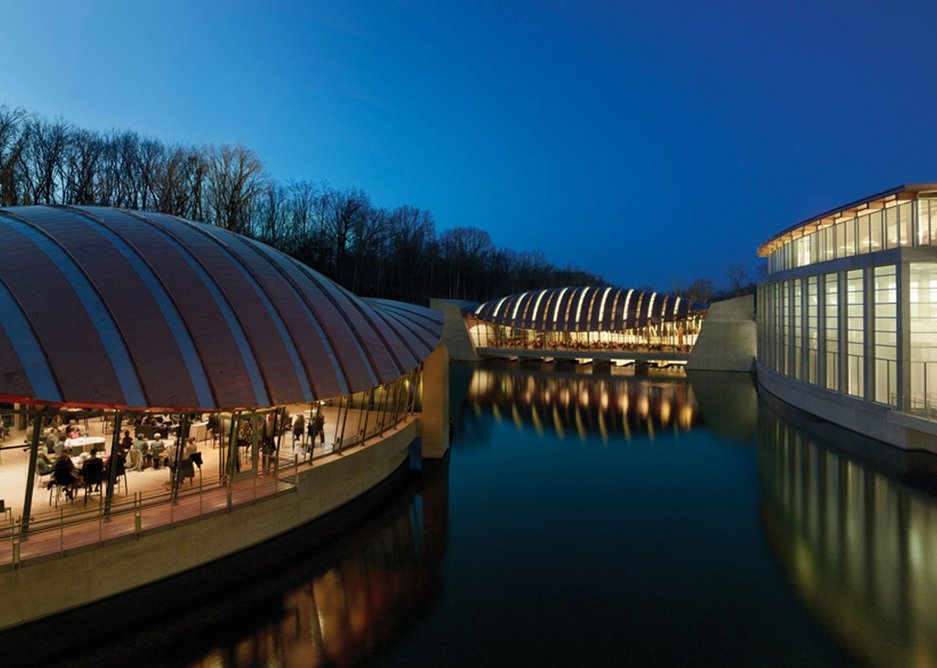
[
  {"left": 465, "top": 367, "right": 699, "bottom": 442},
  {"left": 637, "top": 394, "right": 649, "bottom": 419},
  {"left": 759, "top": 409, "right": 937, "bottom": 668}
]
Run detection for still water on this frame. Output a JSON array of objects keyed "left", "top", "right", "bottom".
[{"left": 9, "top": 362, "right": 937, "bottom": 666}]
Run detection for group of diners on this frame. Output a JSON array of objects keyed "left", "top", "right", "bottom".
[
  {"left": 38, "top": 447, "right": 112, "bottom": 503},
  {"left": 126, "top": 430, "right": 201, "bottom": 477},
  {"left": 33, "top": 412, "right": 203, "bottom": 505}
]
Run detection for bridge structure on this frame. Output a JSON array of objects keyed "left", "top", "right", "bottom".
[
  {"left": 451, "top": 286, "right": 705, "bottom": 367},
  {"left": 476, "top": 346, "right": 690, "bottom": 366}
]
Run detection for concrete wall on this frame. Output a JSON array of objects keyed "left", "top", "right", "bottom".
[
  {"left": 687, "top": 294, "right": 756, "bottom": 372},
  {"left": 756, "top": 363, "right": 937, "bottom": 455},
  {"left": 421, "top": 343, "right": 450, "bottom": 458},
  {"left": 431, "top": 298, "right": 480, "bottom": 361},
  {"left": 0, "top": 420, "right": 419, "bottom": 630}
]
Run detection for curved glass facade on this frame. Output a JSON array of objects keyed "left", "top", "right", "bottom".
[
  {"left": 758, "top": 186, "right": 937, "bottom": 417},
  {"left": 470, "top": 286, "right": 707, "bottom": 353}
]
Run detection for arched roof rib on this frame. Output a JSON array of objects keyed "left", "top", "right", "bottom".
[
  {"left": 0, "top": 205, "right": 442, "bottom": 411},
  {"left": 473, "top": 287, "right": 706, "bottom": 332}
]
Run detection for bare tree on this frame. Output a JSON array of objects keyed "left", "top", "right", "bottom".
[
  {"left": 439, "top": 227, "right": 494, "bottom": 299},
  {"left": 0, "top": 102, "right": 610, "bottom": 305},
  {"left": 727, "top": 262, "right": 750, "bottom": 296},
  {"left": 0, "top": 105, "right": 27, "bottom": 206},
  {"left": 20, "top": 116, "right": 70, "bottom": 204},
  {"left": 206, "top": 144, "right": 265, "bottom": 234},
  {"left": 321, "top": 187, "right": 370, "bottom": 279}
]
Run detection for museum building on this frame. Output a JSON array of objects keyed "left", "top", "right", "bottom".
[
  {"left": 756, "top": 184, "right": 937, "bottom": 452},
  {"left": 468, "top": 286, "right": 708, "bottom": 353},
  {"left": 0, "top": 204, "right": 446, "bottom": 629}
]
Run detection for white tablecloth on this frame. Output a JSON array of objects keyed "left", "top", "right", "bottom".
[{"left": 65, "top": 436, "right": 106, "bottom": 453}]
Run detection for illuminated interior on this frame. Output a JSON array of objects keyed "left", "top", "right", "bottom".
[
  {"left": 757, "top": 185, "right": 937, "bottom": 417},
  {"left": 468, "top": 286, "right": 707, "bottom": 354}
]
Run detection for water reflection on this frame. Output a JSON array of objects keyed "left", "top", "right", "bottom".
[
  {"left": 758, "top": 405, "right": 937, "bottom": 667},
  {"left": 463, "top": 366, "right": 699, "bottom": 441},
  {"left": 187, "top": 462, "right": 448, "bottom": 668},
  {"left": 2, "top": 461, "right": 448, "bottom": 668}
]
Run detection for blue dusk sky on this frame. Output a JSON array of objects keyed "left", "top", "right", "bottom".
[{"left": 2, "top": 0, "right": 936, "bottom": 292}]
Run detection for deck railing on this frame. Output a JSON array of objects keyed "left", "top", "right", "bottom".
[{"left": 0, "top": 454, "right": 300, "bottom": 570}]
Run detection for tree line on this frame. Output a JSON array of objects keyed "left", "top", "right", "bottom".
[{"left": 0, "top": 104, "right": 601, "bottom": 304}]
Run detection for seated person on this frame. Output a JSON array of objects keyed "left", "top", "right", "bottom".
[
  {"left": 81, "top": 449, "right": 105, "bottom": 493},
  {"left": 44, "top": 427, "right": 60, "bottom": 454},
  {"left": 131, "top": 434, "right": 148, "bottom": 471},
  {"left": 36, "top": 451, "right": 54, "bottom": 477},
  {"left": 49, "top": 452, "right": 79, "bottom": 500},
  {"left": 173, "top": 437, "right": 198, "bottom": 485},
  {"left": 150, "top": 433, "right": 166, "bottom": 469},
  {"left": 106, "top": 447, "right": 127, "bottom": 478}
]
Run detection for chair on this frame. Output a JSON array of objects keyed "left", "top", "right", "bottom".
[
  {"left": 48, "top": 481, "right": 66, "bottom": 507},
  {"left": 114, "top": 470, "right": 129, "bottom": 495},
  {"left": 35, "top": 453, "right": 54, "bottom": 487},
  {"left": 48, "top": 478, "right": 77, "bottom": 506},
  {"left": 178, "top": 457, "right": 196, "bottom": 485},
  {"left": 81, "top": 461, "right": 106, "bottom": 503}
]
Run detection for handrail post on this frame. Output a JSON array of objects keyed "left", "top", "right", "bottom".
[
  {"left": 12, "top": 518, "right": 21, "bottom": 569},
  {"left": 134, "top": 491, "right": 142, "bottom": 538},
  {"left": 20, "top": 411, "right": 44, "bottom": 538}
]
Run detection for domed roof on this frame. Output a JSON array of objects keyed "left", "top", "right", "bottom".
[
  {"left": 473, "top": 286, "right": 706, "bottom": 332},
  {"left": 0, "top": 205, "right": 442, "bottom": 410}
]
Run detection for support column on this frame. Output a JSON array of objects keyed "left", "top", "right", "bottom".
[{"left": 421, "top": 342, "right": 450, "bottom": 459}]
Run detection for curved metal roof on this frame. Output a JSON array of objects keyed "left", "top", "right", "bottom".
[
  {"left": 472, "top": 287, "right": 706, "bottom": 332},
  {"left": 0, "top": 205, "right": 442, "bottom": 411}
]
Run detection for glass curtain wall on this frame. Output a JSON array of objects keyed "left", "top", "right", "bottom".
[
  {"left": 768, "top": 201, "right": 916, "bottom": 273},
  {"left": 467, "top": 316, "right": 706, "bottom": 353},
  {"left": 909, "top": 263, "right": 937, "bottom": 416},
  {"left": 825, "top": 274, "right": 839, "bottom": 391},
  {"left": 781, "top": 280, "right": 790, "bottom": 376},
  {"left": 846, "top": 269, "right": 865, "bottom": 398},
  {"left": 793, "top": 278, "right": 803, "bottom": 380},
  {"left": 0, "top": 367, "right": 424, "bottom": 565},
  {"left": 807, "top": 277, "right": 818, "bottom": 384},
  {"left": 873, "top": 265, "right": 898, "bottom": 406}
]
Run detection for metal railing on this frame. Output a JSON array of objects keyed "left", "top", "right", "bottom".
[
  {"left": 0, "top": 453, "right": 300, "bottom": 570},
  {"left": 900, "top": 362, "right": 937, "bottom": 421}
]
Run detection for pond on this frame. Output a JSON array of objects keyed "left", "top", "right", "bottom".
[{"left": 6, "top": 362, "right": 937, "bottom": 667}]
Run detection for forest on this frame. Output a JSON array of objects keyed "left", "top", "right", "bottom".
[{"left": 0, "top": 105, "right": 604, "bottom": 305}]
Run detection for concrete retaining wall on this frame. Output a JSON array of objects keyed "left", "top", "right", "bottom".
[
  {"left": 0, "top": 420, "right": 419, "bottom": 630},
  {"left": 431, "top": 299, "right": 479, "bottom": 361},
  {"left": 687, "top": 294, "right": 756, "bottom": 372},
  {"left": 756, "top": 363, "right": 937, "bottom": 455}
]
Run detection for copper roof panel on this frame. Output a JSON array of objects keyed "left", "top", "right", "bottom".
[
  {"left": 37, "top": 207, "right": 200, "bottom": 408},
  {"left": 87, "top": 209, "right": 257, "bottom": 408},
  {"left": 142, "top": 215, "right": 302, "bottom": 406},
  {"left": 0, "top": 215, "right": 123, "bottom": 405}
]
